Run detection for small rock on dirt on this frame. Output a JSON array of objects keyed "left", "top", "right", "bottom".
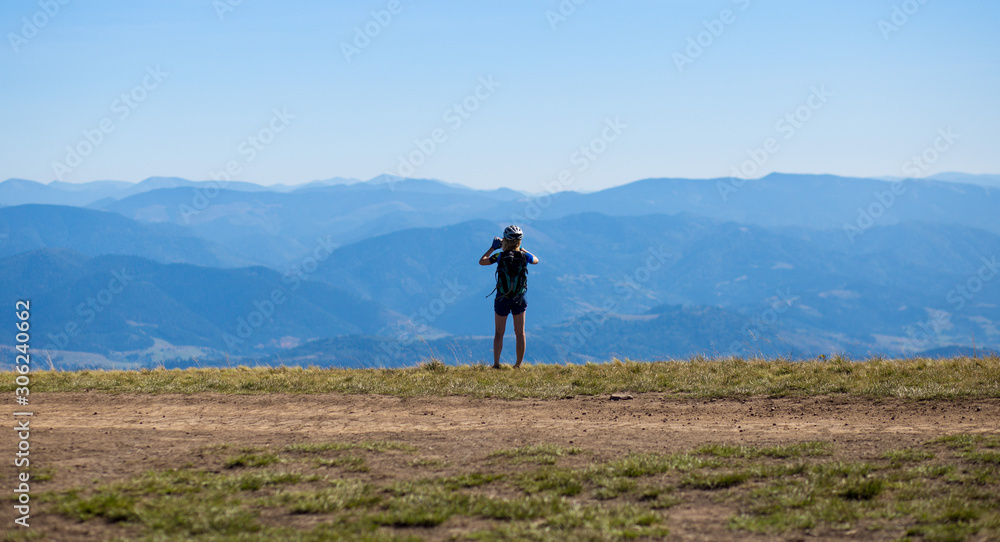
[{"left": 610, "top": 393, "right": 634, "bottom": 401}]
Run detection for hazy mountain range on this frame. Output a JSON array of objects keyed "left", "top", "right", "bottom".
[{"left": 1, "top": 173, "right": 997, "bottom": 368}]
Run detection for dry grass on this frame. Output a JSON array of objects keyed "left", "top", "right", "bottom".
[{"left": 3, "top": 355, "right": 999, "bottom": 400}]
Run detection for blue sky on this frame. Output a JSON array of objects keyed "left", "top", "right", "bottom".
[{"left": 1, "top": 0, "right": 997, "bottom": 191}]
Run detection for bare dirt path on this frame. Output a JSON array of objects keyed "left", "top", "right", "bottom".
[{"left": 5, "top": 392, "right": 999, "bottom": 540}]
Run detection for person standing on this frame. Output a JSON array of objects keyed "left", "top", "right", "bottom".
[{"left": 479, "top": 225, "right": 540, "bottom": 368}]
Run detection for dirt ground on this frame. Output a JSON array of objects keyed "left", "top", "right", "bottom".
[{"left": 5, "top": 392, "right": 999, "bottom": 541}]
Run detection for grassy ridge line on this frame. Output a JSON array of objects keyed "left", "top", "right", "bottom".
[{"left": 4, "top": 356, "right": 1000, "bottom": 399}]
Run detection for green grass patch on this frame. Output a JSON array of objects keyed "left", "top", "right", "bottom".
[
  {"left": 964, "top": 450, "right": 1000, "bottom": 464},
  {"left": 438, "top": 472, "right": 505, "bottom": 490},
  {"left": 271, "top": 479, "right": 381, "bottom": 513},
  {"left": 882, "top": 448, "right": 936, "bottom": 464},
  {"left": 224, "top": 451, "right": 280, "bottom": 469},
  {"left": 31, "top": 467, "right": 55, "bottom": 482},
  {"left": 929, "top": 433, "right": 1000, "bottom": 467},
  {"left": 602, "top": 452, "right": 720, "bottom": 477},
  {"left": 55, "top": 489, "right": 139, "bottom": 522},
  {"left": 931, "top": 433, "right": 1000, "bottom": 451},
  {"left": 408, "top": 457, "right": 449, "bottom": 468},
  {"left": 730, "top": 454, "right": 1000, "bottom": 538},
  {"left": 591, "top": 477, "right": 637, "bottom": 500},
  {"left": 838, "top": 477, "right": 884, "bottom": 501},
  {"left": 516, "top": 468, "right": 584, "bottom": 496},
  {"left": 680, "top": 471, "right": 751, "bottom": 490},
  {"left": 489, "top": 443, "right": 584, "bottom": 464},
  {"left": 137, "top": 493, "right": 260, "bottom": 536},
  {"left": 696, "top": 441, "right": 832, "bottom": 459},
  {"left": 315, "top": 455, "right": 369, "bottom": 472}
]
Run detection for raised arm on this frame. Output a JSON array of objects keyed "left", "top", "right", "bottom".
[
  {"left": 522, "top": 249, "right": 540, "bottom": 264},
  {"left": 479, "top": 237, "right": 502, "bottom": 265}
]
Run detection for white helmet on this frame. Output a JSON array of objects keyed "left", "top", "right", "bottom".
[{"left": 503, "top": 225, "right": 523, "bottom": 240}]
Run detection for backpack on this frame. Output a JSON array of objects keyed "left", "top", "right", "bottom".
[{"left": 489, "top": 250, "right": 529, "bottom": 299}]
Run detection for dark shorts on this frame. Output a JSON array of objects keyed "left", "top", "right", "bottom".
[{"left": 494, "top": 295, "right": 527, "bottom": 317}]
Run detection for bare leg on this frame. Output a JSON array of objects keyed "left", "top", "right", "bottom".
[
  {"left": 493, "top": 313, "right": 507, "bottom": 367},
  {"left": 513, "top": 312, "right": 526, "bottom": 368}
]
